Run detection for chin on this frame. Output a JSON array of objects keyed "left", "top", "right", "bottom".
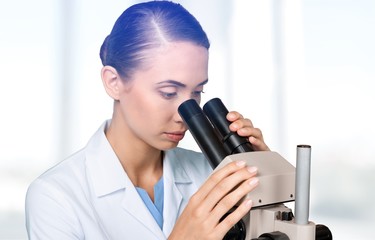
[{"left": 158, "top": 142, "right": 179, "bottom": 151}]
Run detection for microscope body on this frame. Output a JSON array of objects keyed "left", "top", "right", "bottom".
[
  {"left": 178, "top": 98, "right": 331, "bottom": 240},
  {"left": 216, "top": 151, "right": 316, "bottom": 240}
]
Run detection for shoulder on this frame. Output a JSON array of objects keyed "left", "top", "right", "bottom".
[
  {"left": 27, "top": 120, "right": 110, "bottom": 198},
  {"left": 26, "top": 148, "right": 88, "bottom": 209},
  {"left": 25, "top": 144, "right": 94, "bottom": 219},
  {"left": 29, "top": 149, "right": 87, "bottom": 191},
  {"left": 25, "top": 150, "right": 87, "bottom": 239}
]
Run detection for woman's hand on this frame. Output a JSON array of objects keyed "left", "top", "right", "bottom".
[
  {"left": 168, "top": 161, "right": 259, "bottom": 240},
  {"left": 227, "top": 111, "right": 270, "bottom": 151}
]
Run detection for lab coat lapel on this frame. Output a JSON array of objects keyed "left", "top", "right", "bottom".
[
  {"left": 163, "top": 175, "right": 183, "bottom": 235},
  {"left": 162, "top": 150, "right": 192, "bottom": 236},
  {"left": 121, "top": 181, "right": 166, "bottom": 239}
]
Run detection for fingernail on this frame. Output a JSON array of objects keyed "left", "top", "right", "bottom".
[
  {"left": 249, "top": 178, "right": 259, "bottom": 186},
  {"left": 244, "top": 199, "right": 253, "bottom": 208},
  {"left": 247, "top": 166, "right": 258, "bottom": 174},
  {"left": 227, "top": 112, "right": 236, "bottom": 119},
  {"left": 236, "top": 161, "right": 246, "bottom": 167}
]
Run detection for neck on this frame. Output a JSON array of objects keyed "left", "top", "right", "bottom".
[{"left": 105, "top": 114, "right": 163, "bottom": 191}]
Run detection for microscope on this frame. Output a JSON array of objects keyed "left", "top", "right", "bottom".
[{"left": 178, "top": 98, "right": 332, "bottom": 240}]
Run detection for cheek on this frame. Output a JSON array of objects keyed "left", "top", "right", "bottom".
[
  {"left": 126, "top": 94, "right": 174, "bottom": 127},
  {"left": 128, "top": 97, "right": 154, "bottom": 122}
]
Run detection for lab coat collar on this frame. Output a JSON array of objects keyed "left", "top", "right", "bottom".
[
  {"left": 85, "top": 120, "right": 193, "bottom": 196},
  {"left": 121, "top": 177, "right": 166, "bottom": 239},
  {"left": 164, "top": 149, "right": 192, "bottom": 184},
  {"left": 162, "top": 149, "right": 191, "bottom": 235},
  {"left": 85, "top": 120, "right": 194, "bottom": 238},
  {"left": 85, "top": 121, "right": 166, "bottom": 238},
  {"left": 85, "top": 120, "right": 128, "bottom": 197}
]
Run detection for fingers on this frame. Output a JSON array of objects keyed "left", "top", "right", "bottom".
[
  {"left": 249, "top": 135, "right": 270, "bottom": 151},
  {"left": 227, "top": 112, "right": 253, "bottom": 132},
  {"left": 208, "top": 175, "right": 258, "bottom": 222},
  {"left": 191, "top": 161, "right": 250, "bottom": 204},
  {"left": 203, "top": 165, "right": 258, "bottom": 211},
  {"left": 213, "top": 198, "right": 254, "bottom": 237},
  {"left": 227, "top": 111, "right": 270, "bottom": 151},
  {"left": 188, "top": 161, "right": 258, "bottom": 221},
  {"left": 193, "top": 163, "right": 258, "bottom": 236},
  {"left": 170, "top": 161, "right": 259, "bottom": 240},
  {"left": 239, "top": 127, "right": 270, "bottom": 151}
]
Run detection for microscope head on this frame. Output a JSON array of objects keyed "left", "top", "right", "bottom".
[{"left": 178, "top": 98, "right": 295, "bottom": 208}]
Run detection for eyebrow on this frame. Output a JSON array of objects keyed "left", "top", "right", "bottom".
[{"left": 157, "top": 79, "right": 208, "bottom": 88}]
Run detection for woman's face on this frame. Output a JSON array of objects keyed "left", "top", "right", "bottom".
[{"left": 117, "top": 41, "right": 209, "bottom": 151}]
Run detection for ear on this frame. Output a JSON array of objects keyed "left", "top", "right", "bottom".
[{"left": 101, "top": 66, "right": 122, "bottom": 100}]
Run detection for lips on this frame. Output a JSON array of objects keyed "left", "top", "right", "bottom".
[{"left": 165, "top": 131, "right": 186, "bottom": 142}]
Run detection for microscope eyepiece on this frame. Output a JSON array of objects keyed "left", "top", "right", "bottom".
[
  {"left": 178, "top": 99, "right": 228, "bottom": 168},
  {"left": 203, "top": 98, "right": 254, "bottom": 153}
]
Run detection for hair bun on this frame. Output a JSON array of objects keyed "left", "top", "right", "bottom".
[{"left": 99, "top": 35, "right": 111, "bottom": 66}]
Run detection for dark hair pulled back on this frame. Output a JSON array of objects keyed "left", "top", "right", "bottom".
[{"left": 99, "top": 1, "right": 210, "bottom": 79}]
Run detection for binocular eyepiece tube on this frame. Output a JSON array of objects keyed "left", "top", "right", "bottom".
[
  {"left": 177, "top": 98, "right": 228, "bottom": 168},
  {"left": 178, "top": 98, "right": 254, "bottom": 169},
  {"left": 203, "top": 98, "right": 254, "bottom": 154}
]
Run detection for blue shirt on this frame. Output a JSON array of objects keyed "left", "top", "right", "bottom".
[{"left": 136, "top": 177, "right": 164, "bottom": 229}]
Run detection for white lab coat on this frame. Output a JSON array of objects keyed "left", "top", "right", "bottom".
[{"left": 25, "top": 120, "right": 212, "bottom": 239}]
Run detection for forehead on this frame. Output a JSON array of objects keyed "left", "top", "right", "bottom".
[{"left": 132, "top": 42, "right": 209, "bottom": 85}]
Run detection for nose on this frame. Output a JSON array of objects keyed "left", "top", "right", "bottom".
[
  {"left": 173, "top": 109, "right": 184, "bottom": 123},
  {"left": 174, "top": 97, "right": 200, "bottom": 124},
  {"left": 174, "top": 99, "right": 189, "bottom": 123}
]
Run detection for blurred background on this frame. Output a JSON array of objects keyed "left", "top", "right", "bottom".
[{"left": 0, "top": 0, "right": 374, "bottom": 239}]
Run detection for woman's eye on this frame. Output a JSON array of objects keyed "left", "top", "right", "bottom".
[
  {"left": 192, "top": 90, "right": 205, "bottom": 98},
  {"left": 160, "top": 91, "right": 177, "bottom": 99}
]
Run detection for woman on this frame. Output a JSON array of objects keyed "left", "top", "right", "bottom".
[{"left": 26, "top": 1, "right": 269, "bottom": 239}]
